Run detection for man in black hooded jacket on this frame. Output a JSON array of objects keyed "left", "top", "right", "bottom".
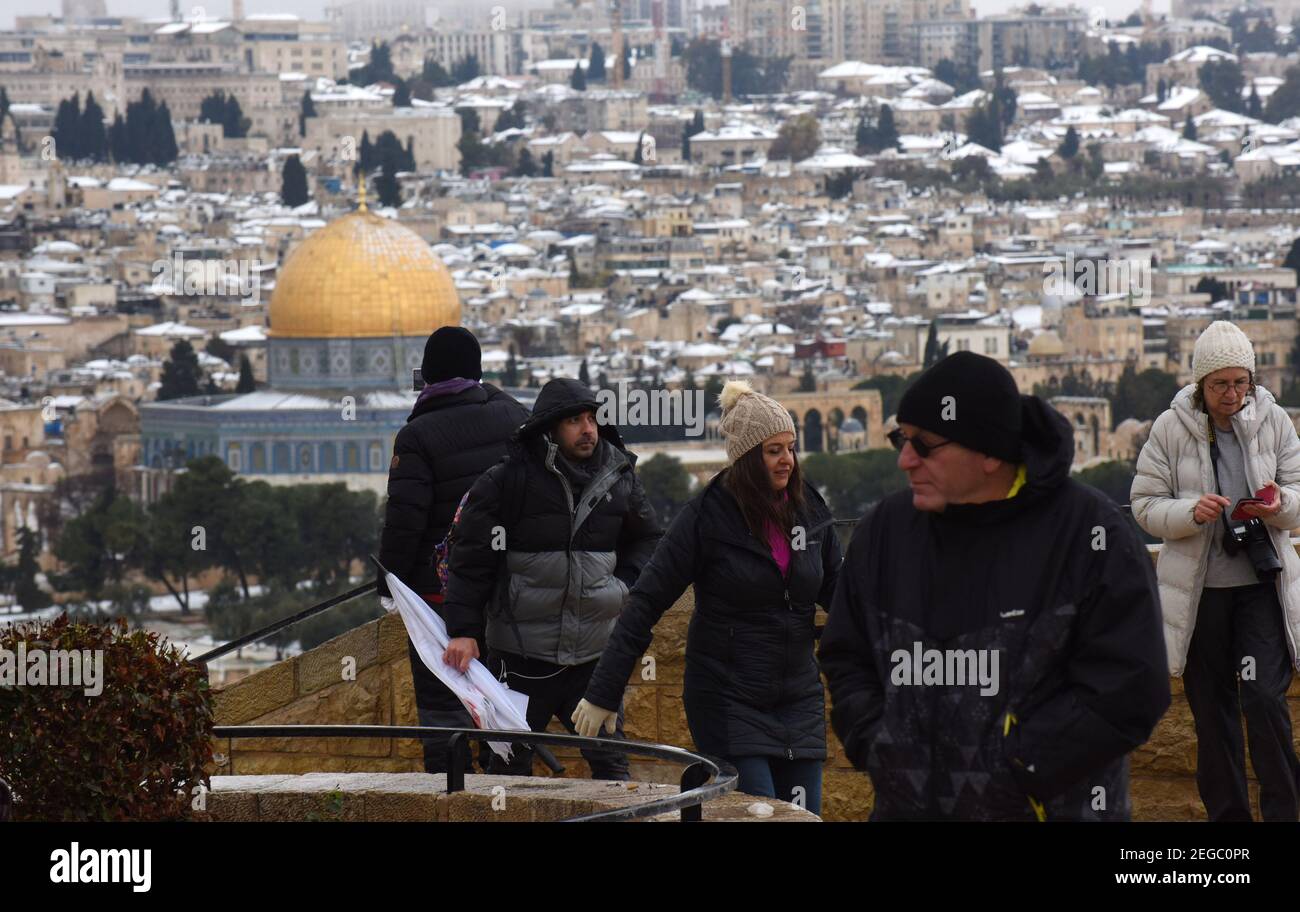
[
  {"left": 377, "top": 327, "right": 529, "bottom": 774},
  {"left": 441, "top": 377, "right": 662, "bottom": 780},
  {"left": 819, "top": 351, "right": 1170, "bottom": 820}
]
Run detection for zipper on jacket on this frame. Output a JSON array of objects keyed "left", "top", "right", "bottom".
[{"left": 544, "top": 440, "right": 578, "bottom": 661}]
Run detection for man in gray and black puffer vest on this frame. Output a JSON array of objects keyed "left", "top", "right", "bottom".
[{"left": 441, "top": 377, "right": 662, "bottom": 780}]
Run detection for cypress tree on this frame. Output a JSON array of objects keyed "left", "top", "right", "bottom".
[{"left": 281, "top": 154, "right": 309, "bottom": 206}]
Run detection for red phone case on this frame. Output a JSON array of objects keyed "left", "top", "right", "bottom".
[{"left": 1231, "top": 487, "right": 1276, "bottom": 521}]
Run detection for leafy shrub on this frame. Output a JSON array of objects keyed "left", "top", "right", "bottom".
[{"left": 0, "top": 614, "right": 213, "bottom": 820}]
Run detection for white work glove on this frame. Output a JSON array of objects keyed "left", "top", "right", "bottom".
[
  {"left": 571, "top": 698, "right": 619, "bottom": 738},
  {"left": 379, "top": 596, "right": 397, "bottom": 615}
]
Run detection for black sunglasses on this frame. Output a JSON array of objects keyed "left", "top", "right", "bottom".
[{"left": 888, "top": 428, "right": 954, "bottom": 459}]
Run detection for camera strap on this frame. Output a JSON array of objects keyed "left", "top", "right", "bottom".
[{"left": 1206, "top": 416, "right": 1236, "bottom": 542}]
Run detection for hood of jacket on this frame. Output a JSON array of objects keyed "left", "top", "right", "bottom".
[
  {"left": 514, "top": 377, "right": 630, "bottom": 458},
  {"left": 936, "top": 394, "right": 1074, "bottom": 526},
  {"left": 1170, "top": 381, "right": 1275, "bottom": 444}
]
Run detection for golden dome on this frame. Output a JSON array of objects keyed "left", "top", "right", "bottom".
[{"left": 269, "top": 210, "right": 460, "bottom": 339}]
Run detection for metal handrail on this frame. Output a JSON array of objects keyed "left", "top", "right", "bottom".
[{"left": 212, "top": 724, "right": 740, "bottom": 822}]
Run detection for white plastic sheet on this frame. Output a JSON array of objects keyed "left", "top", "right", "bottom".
[{"left": 381, "top": 570, "right": 531, "bottom": 762}]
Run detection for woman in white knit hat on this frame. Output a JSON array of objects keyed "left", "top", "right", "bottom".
[
  {"left": 1132, "top": 319, "right": 1300, "bottom": 821},
  {"left": 572, "top": 380, "right": 843, "bottom": 814}
]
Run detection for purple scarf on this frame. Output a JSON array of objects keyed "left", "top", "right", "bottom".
[{"left": 416, "top": 377, "right": 479, "bottom": 406}]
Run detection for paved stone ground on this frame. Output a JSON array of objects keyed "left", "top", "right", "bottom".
[{"left": 207, "top": 772, "right": 819, "bottom": 822}]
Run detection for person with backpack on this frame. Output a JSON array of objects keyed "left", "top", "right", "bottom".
[
  {"left": 441, "top": 377, "right": 662, "bottom": 780},
  {"left": 572, "top": 381, "right": 843, "bottom": 815},
  {"left": 377, "top": 326, "right": 529, "bottom": 774}
]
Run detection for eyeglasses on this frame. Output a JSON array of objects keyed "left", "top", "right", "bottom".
[
  {"left": 1207, "top": 378, "right": 1251, "bottom": 395},
  {"left": 888, "top": 428, "right": 954, "bottom": 459}
]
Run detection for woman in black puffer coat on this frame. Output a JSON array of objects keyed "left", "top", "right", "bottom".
[{"left": 575, "top": 381, "right": 842, "bottom": 815}]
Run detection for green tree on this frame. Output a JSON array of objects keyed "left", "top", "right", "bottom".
[
  {"left": 799, "top": 362, "right": 816, "bottom": 391},
  {"left": 1112, "top": 365, "right": 1182, "bottom": 426},
  {"left": 158, "top": 340, "right": 203, "bottom": 401},
  {"left": 876, "top": 104, "right": 898, "bottom": 150},
  {"left": 52, "top": 488, "right": 148, "bottom": 604},
  {"left": 451, "top": 54, "right": 480, "bottom": 83},
  {"left": 1283, "top": 235, "right": 1300, "bottom": 274},
  {"left": 801, "top": 449, "right": 909, "bottom": 517},
  {"left": 375, "top": 160, "right": 400, "bottom": 208},
  {"left": 392, "top": 79, "right": 411, "bottom": 107},
  {"left": 570, "top": 62, "right": 587, "bottom": 91},
  {"left": 638, "top": 453, "right": 692, "bottom": 523},
  {"left": 13, "top": 526, "right": 51, "bottom": 613},
  {"left": 237, "top": 354, "right": 256, "bottom": 393},
  {"left": 589, "top": 41, "right": 606, "bottom": 81},
  {"left": 769, "top": 113, "right": 820, "bottom": 162},
  {"left": 1059, "top": 125, "right": 1079, "bottom": 159},
  {"left": 299, "top": 90, "right": 316, "bottom": 138},
  {"left": 52, "top": 92, "right": 82, "bottom": 161},
  {"left": 1199, "top": 58, "right": 1245, "bottom": 114},
  {"left": 80, "top": 92, "right": 108, "bottom": 162},
  {"left": 281, "top": 153, "right": 309, "bottom": 207},
  {"left": 515, "top": 147, "right": 537, "bottom": 177},
  {"left": 422, "top": 57, "right": 454, "bottom": 87},
  {"left": 852, "top": 372, "right": 921, "bottom": 419},
  {"left": 1268, "top": 66, "right": 1300, "bottom": 122}
]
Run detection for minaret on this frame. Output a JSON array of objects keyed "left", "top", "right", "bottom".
[{"left": 232, "top": 0, "right": 244, "bottom": 21}]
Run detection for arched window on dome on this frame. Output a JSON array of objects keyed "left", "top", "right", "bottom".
[
  {"left": 345, "top": 442, "right": 361, "bottom": 471},
  {"left": 273, "top": 443, "right": 290, "bottom": 473},
  {"left": 368, "top": 442, "right": 383, "bottom": 472},
  {"left": 250, "top": 443, "right": 266, "bottom": 472},
  {"left": 298, "top": 445, "right": 313, "bottom": 473},
  {"left": 320, "top": 443, "right": 337, "bottom": 473}
]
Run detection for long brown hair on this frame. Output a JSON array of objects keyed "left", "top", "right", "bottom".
[{"left": 724, "top": 440, "right": 806, "bottom": 541}]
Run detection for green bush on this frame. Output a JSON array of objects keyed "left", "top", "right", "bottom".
[{"left": 0, "top": 614, "right": 213, "bottom": 820}]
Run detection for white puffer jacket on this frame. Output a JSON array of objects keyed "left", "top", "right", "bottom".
[{"left": 1131, "top": 384, "right": 1300, "bottom": 675}]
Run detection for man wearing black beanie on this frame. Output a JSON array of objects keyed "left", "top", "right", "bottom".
[
  {"left": 819, "top": 351, "right": 1170, "bottom": 820},
  {"left": 378, "top": 325, "right": 528, "bottom": 774}
]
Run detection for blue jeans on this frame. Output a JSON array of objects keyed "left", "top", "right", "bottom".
[{"left": 728, "top": 756, "right": 823, "bottom": 816}]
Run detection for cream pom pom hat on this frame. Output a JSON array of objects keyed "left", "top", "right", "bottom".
[{"left": 717, "top": 380, "right": 796, "bottom": 464}]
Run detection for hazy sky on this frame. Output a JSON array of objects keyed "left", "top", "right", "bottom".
[{"left": 0, "top": 0, "right": 1161, "bottom": 34}]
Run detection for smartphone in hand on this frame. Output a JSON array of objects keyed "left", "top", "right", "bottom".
[{"left": 1230, "top": 485, "right": 1277, "bottom": 521}]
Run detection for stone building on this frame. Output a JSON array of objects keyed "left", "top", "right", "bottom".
[{"left": 137, "top": 194, "right": 461, "bottom": 502}]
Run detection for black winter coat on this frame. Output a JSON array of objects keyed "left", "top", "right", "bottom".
[
  {"left": 442, "top": 378, "right": 662, "bottom": 665},
  {"left": 377, "top": 382, "right": 529, "bottom": 597},
  {"left": 585, "top": 472, "right": 843, "bottom": 761},
  {"left": 818, "top": 396, "right": 1171, "bottom": 821}
]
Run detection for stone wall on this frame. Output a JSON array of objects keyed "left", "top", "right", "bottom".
[{"left": 212, "top": 557, "right": 1300, "bottom": 822}]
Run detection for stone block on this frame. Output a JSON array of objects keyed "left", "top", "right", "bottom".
[
  {"left": 377, "top": 613, "right": 411, "bottom": 663},
  {"left": 259, "top": 789, "right": 367, "bottom": 822},
  {"left": 213, "top": 660, "right": 296, "bottom": 725},
  {"left": 658, "top": 685, "right": 695, "bottom": 750},
  {"left": 1130, "top": 776, "right": 1205, "bottom": 822},
  {"left": 236, "top": 663, "right": 392, "bottom": 756},
  {"left": 297, "top": 622, "right": 379, "bottom": 696},
  {"left": 622, "top": 683, "right": 658, "bottom": 742},
  {"left": 362, "top": 791, "right": 444, "bottom": 822}
]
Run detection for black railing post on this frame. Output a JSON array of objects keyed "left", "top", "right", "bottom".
[
  {"left": 446, "top": 732, "right": 470, "bottom": 794},
  {"left": 0, "top": 777, "right": 11, "bottom": 822},
  {"left": 679, "top": 761, "right": 709, "bottom": 822}
]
